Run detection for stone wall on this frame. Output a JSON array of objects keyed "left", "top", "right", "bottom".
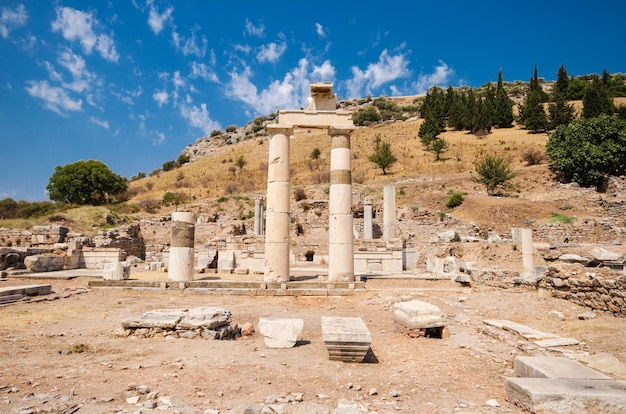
[{"left": 538, "top": 264, "right": 626, "bottom": 317}]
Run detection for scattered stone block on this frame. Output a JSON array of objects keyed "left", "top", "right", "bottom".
[
  {"left": 579, "top": 353, "right": 626, "bottom": 379},
  {"left": 394, "top": 300, "right": 444, "bottom": 329},
  {"left": 483, "top": 319, "right": 559, "bottom": 340},
  {"left": 514, "top": 356, "right": 610, "bottom": 380},
  {"left": 535, "top": 337, "right": 580, "bottom": 348},
  {"left": 506, "top": 377, "right": 626, "bottom": 414},
  {"left": 177, "top": 307, "right": 231, "bottom": 330},
  {"left": 257, "top": 318, "right": 303, "bottom": 348},
  {"left": 321, "top": 316, "right": 371, "bottom": 362},
  {"left": 103, "top": 262, "right": 130, "bottom": 280}
]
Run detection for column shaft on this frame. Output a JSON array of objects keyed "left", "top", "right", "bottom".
[
  {"left": 363, "top": 196, "right": 373, "bottom": 240},
  {"left": 383, "top": 186, "right": 396, "bottom": 239},
  {"left": 264, "top": 125, "right": 292, "bottom": 282},
  {"left": 168, "top": 212, "right": 195, "bottom": 281},
  {"left": 329, "top": 127, "right": 354, "bottom": 282}
]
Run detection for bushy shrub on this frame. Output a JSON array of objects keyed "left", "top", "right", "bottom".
[
  {"left": 473, "top": 155, "right": 515, "bottom": 195},
  {"left": 293, "top": 187, "right": 307, "bottom": 202},
  {"left": 521, "top": 148, "right": 545, "bottom": 166},
  {"left": 352, "top": 106, "right": 381, "bottom": 126},
  {"left": 446, "top": 191, "right": 465, "bottom": 208},
  {"left": 225, "top": 124, "right": 237, "bottom": 133}
]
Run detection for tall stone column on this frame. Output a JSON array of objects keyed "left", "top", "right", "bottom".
[
  {"left": 254, "top": 195, "right": 265, "bottom": 236},
  {"left": 264, "top": 125, "right": 293, "bottom": 282},
  {"left": 521, "top": 228, "right": 534, "bottom": 277},
  {"left": 363, "top": 196, "right": 373, "bottom": 240},
  {"left": 328, "top": 126, "right": 355, "bottom": 282},
  {"left": 383, "top": 186, "right": 396, "bottom": 240},
  {"left": 168, "top": 212, "right": 195, "bottom": 281}
]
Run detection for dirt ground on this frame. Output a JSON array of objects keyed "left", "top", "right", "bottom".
[{"left": 1, "top": 272, "right": 626, "bottom": 414}]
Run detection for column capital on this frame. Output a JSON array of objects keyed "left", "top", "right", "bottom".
[
  {"left": 267, "top": 124, "right": 293, "bottom": 135},
  {"left": 329, "top": 125, "right": 354, "bottom": 136}
]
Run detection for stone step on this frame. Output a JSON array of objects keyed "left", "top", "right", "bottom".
[
  {"left": 483, "top": 319, "right": 559, "bottom": 340},
  {"left": 0, "top": 284, "right": 52, "bottom": 297},
  {"left": 514, "top": 356, "right": 611, "bottom": 380},
  {"left": 506, "top": 377, "right": 626, "bottom": 414}
]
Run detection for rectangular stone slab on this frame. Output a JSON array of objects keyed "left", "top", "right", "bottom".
[
  {"left": 483, "top": 319, "right": 558, "bottom": 340},
  {"left": 122, "top": 309, "right": 187, "bottom": 329},
  {"left": 0, "top": 284, "right": 52, "bottom": 297},
  {"left": 534, "top": 337, "right": 580, "bottom": 348},
  {"left": 177, "top": 307, "right": 231, "bottom": 330},
  {"left": 514, "top": 356, "right": 611, "bottom": 380},
  {"left": 393, "top": 300, "right": 444, "bottom": 329},
  {"left": 506, "top": 377, "right": 626, "bottom": 414}
]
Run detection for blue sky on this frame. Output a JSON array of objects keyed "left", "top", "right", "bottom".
[{"left": 1, "top": 1, "right": 624, "bottom": 201}]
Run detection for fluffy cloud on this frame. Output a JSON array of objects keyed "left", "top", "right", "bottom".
[
  {"left": 244, "top": 18, "right": 264, "bottom": 37},
  {"left": 256, "top": 40, "right": 287, "bottom": 64},
  {"left": 152, "top": 90, "right": 169, "bottom": 107},
  {"left": 311, "top": 60, "right": 336, "bottom": 82},
  {"left": 55, "top": 48, "right": 98, "bottom": 93},
  {"left": 179, "top": 101, "right": 220, "bottom": 136},
  {"left": 90, "top": 116, "right": 110, "bottom": 129},
  {"left": 25, "top": 80, "right": 82, "bottom": 115},
  {"left": 345, "top": 49, "right": 410, "bottom": 98},
  {"left": 0, "top": 4, "right": 28, "bottom": 39},
  {"left": 189, "top": 61, "right": 218, "bottom": 83},
  {"left": 147, "top": 4, "right": 173, "bottom": 34},
  {"left": 315, "top": 23, "right": 326, "bottom": 38},
  {"left": 225, "top": 58, "right": 318, "bottom": 116},
  {"left": 51, "top": 7, "right": 119, "bottom": 62},
  {"left": 172, "top": 26, "right": 207, "bottom": 58},
  {"left": 412, "top": 60, "right": 454, "bottom": 94}
]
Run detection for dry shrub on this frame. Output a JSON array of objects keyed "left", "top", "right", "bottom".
[
  {"left": 521, "top": 148, "right": 545, "bottom": 166},
  {"left": 293, "top": 187, "right": 307, "bottom": 201},
  {"left": 353, "top": 170, "right": 365, "bottom": 184},
  {"left": 138, "top": 199, "right": 161, "bottom": 213},
  {"left": 313, "top": 171, "right": 330, "bottom": 184},
  {"left": 225, "top": 183, "right": 239, "bottom": 194}
]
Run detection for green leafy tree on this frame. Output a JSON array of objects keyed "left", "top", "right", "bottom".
[
  {"left": 162, "top": 160, "right": 176, "bottom": 171},
  {"left": 473, "top": 155, "right": 515, "bottom": 195},
  {"left": 352, "top": 106, "right": 381, "bottom": 125},
  {"left": 428, "top": 138, "right": 449, "bottom": 161},
  {"left": 418, "top": 117, "right": 442, "bottom": 144},
  {"left": 548, "top": 64, "right": 575, "bottom": 129},
  {"left": 582, "top": 75, "right": 614, "bottom": 118},
  {"left": 47, "top": 160, "right": 127, "bottom": 205},
  {"left": 235, "top": 155, "right": 247, "bottom": 172},
  {"left": 176, "top": 153, "right": 190, "bottom": 165},
  {"left": 447, "top": 90, "right": 467, "bottom": 130},
  {"left": 546, "top": 115, "right": 626, "bottom": 188},
  {"left": 493, "top": 70, "right": 514, "bottom": 128},
  {"left": 368, "top": 135, "right": 397, "bottom": 175},
  {"left": 566, "top": 76, "right": 588, "bottom": 100},
  {"left": 472, "top": 98, "right": 491, "bottom": 134}
]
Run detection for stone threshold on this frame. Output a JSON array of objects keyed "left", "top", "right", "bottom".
[{"left": 88, "top": 279, "right": 366, "bottom": 296}]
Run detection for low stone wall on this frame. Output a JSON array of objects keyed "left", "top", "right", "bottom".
[{"left": 538, "top": 265, "right": 626, "bottom": 317}]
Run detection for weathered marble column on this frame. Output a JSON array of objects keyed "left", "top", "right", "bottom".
[
  {"left": 363, "top": 196, "right": 373, "bottom": 240},
  {"left": 168, "top": 212, "right": 195, "bottom": 281},
  {"left": 328, "top": 126, "right": 355, "bottom": 282},
  {"left": 383, "top": 186, "right": 396, "bottom": 240},
  {"left": 264, "top": 125, "right": 293, "bottom": 282},
  {"left": 254, "top": 195, "right": 265, "bottom": 236},
  {"left": 521, "top": 228, "right": 534, "bottom": 277}
]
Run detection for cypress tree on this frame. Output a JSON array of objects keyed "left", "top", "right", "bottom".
[
  {"left": 472, "top": 98, "right": 492, "bottom": 135},
  {"left": 548, "top": 64, "right": 575, "bottom": 129},
  {"left": 447, "top": 90, "right": 467, "bottom": 131},
  {"left": 494, "top": 70, "right": 514, "bottom": 128},
  {"left": 519, "top": 65, "right": 548, "bottom": 132}
]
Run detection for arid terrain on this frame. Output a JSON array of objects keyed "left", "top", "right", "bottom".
[{"left": 1, "top": 270, "right": 625, "bottom": 414}]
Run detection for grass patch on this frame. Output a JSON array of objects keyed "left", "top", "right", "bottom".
[
  {"left": 550, "top": 212, "right": 577, "bottom": 223},
  {"left": 58, "top": 343, "right": 90, "bottom": 355}
]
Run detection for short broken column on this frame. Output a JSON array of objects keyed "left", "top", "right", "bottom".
[
  {"left": 321, "top": 316, "right": 371, "bottom": 362},
  {"left": 383, "top": 186, "right": 396, "bottom": 240},
  {"left": 103, "top": 262, "right": 130, "bottom": 280},
  {"left": 363, "top": 196, "right": 373, "bottom": 240},
  {"left": 521, "top": 228, "right": 534, "bottom": 277},
  {"left": 328, "top": 126, "right": 355, "bottom": 282},
  {"left": 254, "top": 195, "right": 265, "bottom": 236},
  {"left": 264, "top": 125, "right": 293, "bottom": 283},
  {"left": 168, "top": 212, "right": 195, "bottom": 282}
]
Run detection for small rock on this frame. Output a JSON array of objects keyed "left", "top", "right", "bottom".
[
  {"left": 368, "top": 388, "right": 378, "bottom": 396},
  {"left": 143, "top": 399, "right": 158, "bottom": 408},
  {"left": 578, "top": 311, "right": 597, "bottom": 320},
  {"left": 203, "top": 410, "right": 220, "bottom": 414},
  {"left": 136, "top": 385, "right": 150, "bottom": 394},
  {"left": 293, "top": 392, "right": 304, "bottom": 402},
  {"left": 485, "top": 399, "right": 500, "bottom": 407},
  {"left": 346, "top": 382, "right": 353, "bottom": 389},
  {"left": 126, "top": 395, "right": 140, "bottom": 404},
  {"left": 241, "top": 322, "right": 255, "bottom": 336},
  {"left": 459, "top": 296, "right": 467, "bottom": 302},
  {"left": 390, "top": 389, "right": 399, "bottom": 397},
  {"left": 548, "top": 310, "right": 565, "bottom": 320}
]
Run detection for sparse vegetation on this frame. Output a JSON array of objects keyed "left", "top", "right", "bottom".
[
  {"left": 368, "top": 135, "right": 397, "bottom": 175},
  {"left": 446, "top": 190, "right": 465, "bottom": 208},
  {"left": 473, "top": 155, "right": 515, "bottom": 195},
  {"left": 550, "top": 212, "right": 577, "bottom": 223}
]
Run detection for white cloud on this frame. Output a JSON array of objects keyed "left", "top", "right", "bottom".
[
  {"left": 26, "top": 80, "right": 83, "bottom": 115},
  {"left": 172, "top": 70, "right": 185, "bottom": 90},
  {"left": 256, "top": 39, "right": 287, "bottom": 64},
  {"left": 412, "top": 60, "right": 454, "bottom": 94},
  {"left": 56, "top": 48, "right": 98, "bottom": 93},
  {"left": 233, "top": 44, "right": 251, "bottom": 54},
  {"left": 152, "top": 90, "right": 169, "bottom": 107},
  {"left": 189, "top": 61, "right": 218, "bottom": 83},
  {"left": 153, "top": 132, "right": 165, "bottom": 145},
  {"left": 172, "top": 26, "right": 207, "bottom": 58},
  {"left": 0, "top": 4, "right": 28, "bottom": 39},
  {"left": 315, "top": 23, "right": 326, "bottom": 38},
  {"left": 345, "top": 49, "right": 410, "bottom": 98},
  {"left": 244, "top": 18, "right": 264, "bottom": 37},
  {"left": 225, "top": 58, "right": 311, "bottom": 116},
  {"left": 179, "top": 102, "right": 220, "bottom": 136},
  {"left": 147, "top": 4, "right": 173, "bottom": 35},
  {"left": 90, "top": 116, "right": 109, "bottom": 129},
  {"left": 311, "top": 60, "right": 336, "bottom": 82},
  {"left": 51, "top": 7, "right": 119, "bottom": 62}
]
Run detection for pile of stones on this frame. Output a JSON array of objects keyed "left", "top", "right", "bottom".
[{"left": 120, "top": 307, "right": 241, "bottom": 340}]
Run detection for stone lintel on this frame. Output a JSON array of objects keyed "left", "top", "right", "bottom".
[
  {"left": 266, "top": 124, "right": 293, "bottom": 135},
  {"left": 277, "top": 110, "right": 353, "bottom": 129}
]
